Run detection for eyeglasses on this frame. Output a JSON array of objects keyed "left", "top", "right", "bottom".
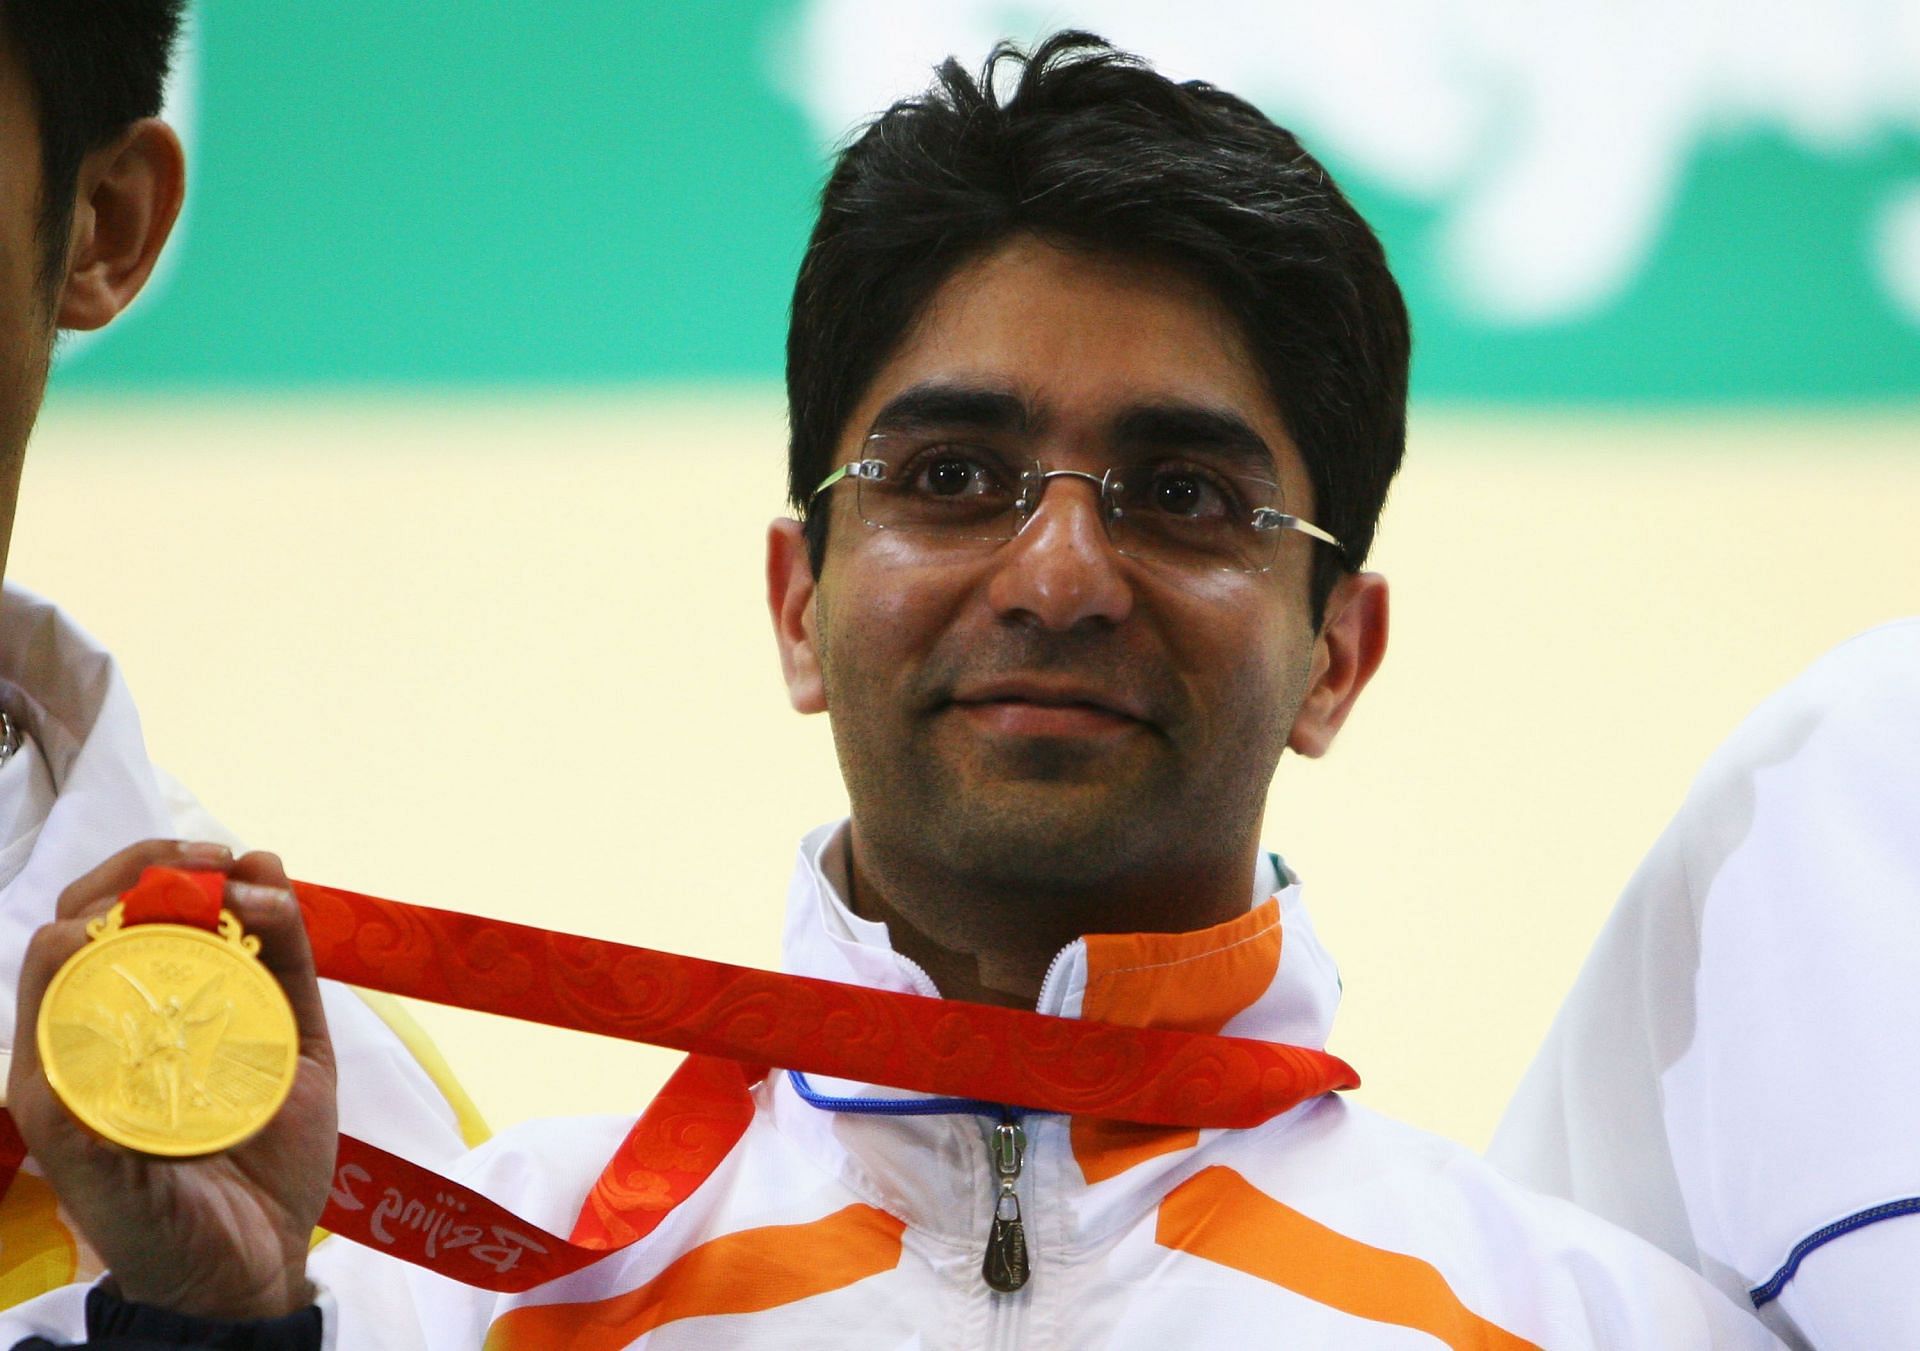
[{"left": 808, "top": 433, "right": 1343, "bottom": 574}]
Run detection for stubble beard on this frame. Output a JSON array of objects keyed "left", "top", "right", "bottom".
[
  {"left": 829, "top": 674, "right": 1295, "bottom": 943},
  {"left": 862, "top": 723, "right": 1182, "bottom": 893},
  {"left": 815, "top": 583, "right": 1314, "bottom": 943}
]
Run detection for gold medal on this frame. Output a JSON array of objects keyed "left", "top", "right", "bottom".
[{"left": 36, "top": 901, "right": 299, "bottom": 1157}]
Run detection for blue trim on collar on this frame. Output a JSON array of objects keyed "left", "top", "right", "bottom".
[{"left": 787, "top": 1070, "right": 1058, "bottom": 1122}]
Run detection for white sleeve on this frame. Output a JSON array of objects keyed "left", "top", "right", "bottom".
[
  {"left": 0, "top": 1280, "right": 86, "bottom": 1347},
  {"left": 151, "top": 764, "right": 247, "bottom": 853},
  {"left": 322, "top": 983, "right": 474, "bottom": 1168},
  {"left": 1495, "top": 619, "right": 1920, "bottom": 1341},
  {"left": 1489, "top": 822, "right": 1713, "bottom": 1276},
  {"left": 1777, "top": 1214, "right": 1920, "bottom": 1348}
]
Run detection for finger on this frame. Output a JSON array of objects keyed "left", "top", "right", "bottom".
[
  {"left": 55, "top": 838, "right": 234, "bottom": 921},
  {"left": 226, "top": 850, "right": 288, "bottom": 891},
  {"left": 223, "top": 856, "right": 333, "bottom": 1072}
]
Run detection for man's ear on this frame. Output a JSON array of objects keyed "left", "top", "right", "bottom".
[
  {"left": 56, "top": 118, "right": 185, "bottom": 332},
  {"left": 1287, "top": 571, "right": 1388, "bottom": 758},
  {"left": 768, "top": 518, "right": 826, "bottom": 714}
]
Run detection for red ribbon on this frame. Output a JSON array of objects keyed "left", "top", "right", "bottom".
[
  {"left": 119, "top": 867, "right": 223, "bottom": 929},
  {"left": 292, "top": 876, "right": 1353, "bottom": 1129},
  {"left": 1, "top": 866, "right": 1359, "bottom": 1293}
]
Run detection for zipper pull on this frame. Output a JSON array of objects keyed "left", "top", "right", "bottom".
[{"left": 983, "top": 1118, "right": 1030, "bottom": 1293}]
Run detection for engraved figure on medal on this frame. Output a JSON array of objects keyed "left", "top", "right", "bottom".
[{"left": 37, "top": 904, "right": 300, "bottom": 1157}]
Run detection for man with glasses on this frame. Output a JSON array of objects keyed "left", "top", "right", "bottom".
[{"left": 2, "top": 32, "right": 1778, "bottom": 1348}]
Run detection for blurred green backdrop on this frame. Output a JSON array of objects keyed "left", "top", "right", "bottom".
[{"left": 56, "top": 0, "right": 1920, "bottom": 401}]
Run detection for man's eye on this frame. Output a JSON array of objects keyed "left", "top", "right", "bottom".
[
  {"left": 926, "top": 457, "right": 977, "bottom": 495},
  {"left": 1145, "top": 468, "right": 1231, "bottom": 518},
  {"left": 910, "top": 452, "right": 1001, "bottom": 497}
]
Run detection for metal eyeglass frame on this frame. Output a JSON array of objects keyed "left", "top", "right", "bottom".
[{"left": 808, "top": 457, "right": 1343, "bottom": 571}]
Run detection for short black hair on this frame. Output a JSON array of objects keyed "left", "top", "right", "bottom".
[
  {"left": 787, "top": 32, "right": 1410, "bottom": 623},
  {"left": 1, "top": 0, "right": 186, "bottom": 290}
]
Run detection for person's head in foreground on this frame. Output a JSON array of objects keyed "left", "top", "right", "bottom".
[
  {"left": 767, "top": 31, "right": 1405, "bottom": 1003},
  {"left": 0, "top": 0, "right": 185, "bottom": 581}
]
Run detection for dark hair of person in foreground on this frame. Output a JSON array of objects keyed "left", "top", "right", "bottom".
[{"left": 1, "top": 0, "right": 185, "bottom": 291}]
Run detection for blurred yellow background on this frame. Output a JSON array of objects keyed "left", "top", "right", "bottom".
[{"left": 15, "top": 395, "right": 1914, "bottom": 1149}]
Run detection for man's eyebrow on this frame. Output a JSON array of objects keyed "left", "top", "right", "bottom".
[
  {"left": 1111, "top": 403, "right": 1278, "bottom": 474},
  {"left": 865, "top": 383, "right": 1033, "bottom": 437}
]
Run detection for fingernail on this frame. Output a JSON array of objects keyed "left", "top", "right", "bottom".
[
  {"left": 226, "top": 882, "right": 292, "bottom": 907},
  {"left": 178, "top": 841, "right": 233, "bottom": 867}
]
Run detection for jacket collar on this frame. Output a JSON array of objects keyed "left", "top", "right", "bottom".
[
  {"left": 772, "top": 821, "right": 1347, "bottom": 1218},
  {"left": 781, "top": 819, "right": 1342, "bottom": 1054}
]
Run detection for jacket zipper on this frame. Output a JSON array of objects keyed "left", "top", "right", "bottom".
[{"left": 982, "top": 1114, "right": 1030, "bottom": 1292}]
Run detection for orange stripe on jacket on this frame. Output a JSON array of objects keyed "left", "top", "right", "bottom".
[
  {"left": 1073, "top": 900, "right": 1282, "bottom": 1184},
  {"left": 1157, "top": 1167, "right": 1543, "bottom": 1351},
  {"left": 483, "top": 1204, "right": 905, "bottom": 1351}
]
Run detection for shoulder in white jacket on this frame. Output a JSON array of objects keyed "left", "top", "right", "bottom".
[{"left": 1493, "top": 618, "right": 1920, "bottom": 1350}]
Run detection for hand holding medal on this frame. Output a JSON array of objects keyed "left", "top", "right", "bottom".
[
  {"left": 6, "top": 840, "right": 338, "bottom": 1321},
  {"left": 38, "top": 865, "right": 299, "bottom": 1157}
]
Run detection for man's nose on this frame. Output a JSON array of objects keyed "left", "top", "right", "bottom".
[{"left": 984, "top": 472, "right": 1135, "bottom": 630}]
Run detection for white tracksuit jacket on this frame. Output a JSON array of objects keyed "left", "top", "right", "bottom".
[{"left": 268, "top": 824, "right": 1781, "bottom": 1350}]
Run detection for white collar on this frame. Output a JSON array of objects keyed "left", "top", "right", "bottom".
[{"left": 780, "top": 818, "right": 1342, "bottom": 1051}]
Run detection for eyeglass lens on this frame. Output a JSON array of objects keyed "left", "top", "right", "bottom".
[{"left": 852, "top": 435, "right": 1283, "bottom": 573}]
